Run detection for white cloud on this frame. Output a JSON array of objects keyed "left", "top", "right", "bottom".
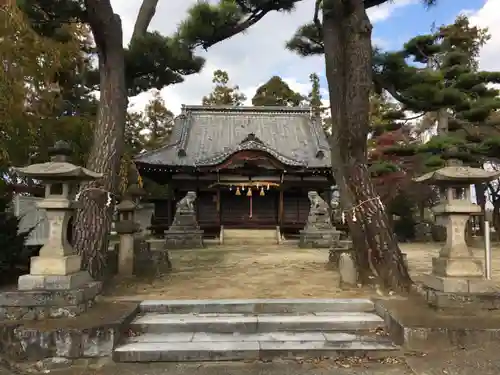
[
  {"left": 367, "top": 0, "right": 417, "bottom": 23},
  {"left": 468, "top": 0, "right": 500, "bottom": 71},
  {"left": 110, "top": 0, "right": 416, "bottom": 114}
]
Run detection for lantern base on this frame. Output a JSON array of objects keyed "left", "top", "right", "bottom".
[
  {"left": 17, "top": 270, "right": 92, "bottom": 291},
  {"left": 418, "top": 274, "right": 500, "bottom": 312},
  {"left": 29, "top": 254, "right": 82, "bottom": 276}
]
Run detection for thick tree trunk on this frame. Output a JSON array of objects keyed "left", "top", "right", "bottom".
[
  {"left": 322, "top": 0, "right": 411, "bottom": 292},
  {"left": 492, "top": 200, "right": 500, "bottom": 241},
  {"left": 73, "top": 1, "right": 126, "bottom": 278},
  {"left": 436, "top": 108, "right": 449, "bottom": 135}
]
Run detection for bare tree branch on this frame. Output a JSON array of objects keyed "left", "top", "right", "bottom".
[
  {"left": 313, "top": 0, "right": 323, "bottom": 39},
  {"left": 131, "top": 0, "right": 159, "bottom": 42}
]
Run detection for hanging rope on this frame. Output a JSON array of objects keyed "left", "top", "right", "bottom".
[{"left": 340, "top": 196, "right": 383, "bottom": 223}]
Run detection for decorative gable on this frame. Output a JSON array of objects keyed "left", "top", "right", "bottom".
[{"left": 240, "top": 133, "right": 263, "bottom": 145}]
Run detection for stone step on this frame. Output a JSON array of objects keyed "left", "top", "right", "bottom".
[
  {"left": 223, "top": 229, "right": 277, "bottom": 244},
  {"left": 113, "top": 331, "right": 399, "bottom": 362},
  {"left": 130, "top": 312, "right": 385, "bottom": 334},
  {"left": 223, "top": 229, "right": 276, "bottom": 239},
  {"left": 139, "top": 298, "right": 376, "bottom": 314}
]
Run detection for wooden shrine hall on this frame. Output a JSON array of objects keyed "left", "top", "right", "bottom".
[{"left": 134, "top": 105, "right": 333, "bottom": 237}]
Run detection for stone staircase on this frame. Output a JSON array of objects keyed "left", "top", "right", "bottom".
[
  {"left": 113, "top": 299, "right": 399, "bottom": 362},
  {"left": 222, "top": 228, "right": 279, "bottom": 245}
]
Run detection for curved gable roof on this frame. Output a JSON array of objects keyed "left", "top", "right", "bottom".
[{"left": 134, "top": 105, "right": 331, "bottom": 169}]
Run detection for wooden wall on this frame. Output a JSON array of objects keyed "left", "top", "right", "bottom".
[
  {"left": 219, "top": 190, "right": 278, "bottom": 228},
  {"left": 150, "top": 188, "right": 312, "bottom": 233}
]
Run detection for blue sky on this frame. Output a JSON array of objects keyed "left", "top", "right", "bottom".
[
  {"left": 374, "top": 0, "right": 485, "bottom": 50},
  {"left": 308, "top": 0, "right": 491, "bottom": 98},
  {"left": 118, "top": 0, "right": 498, "bottom": 114}
]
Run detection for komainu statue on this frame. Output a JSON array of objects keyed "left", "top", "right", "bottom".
[
  {"left": 165, "top": 191, "right": 204, "bottom": 248},
  {"left": 299, "top": 190, "right": 340, "bottom": 248},
  {"left": 176, "top": 191, "right": 196, "bottom": 213},
  {"left": 305, "top": 191, "right": 332, "bottom": 230}
]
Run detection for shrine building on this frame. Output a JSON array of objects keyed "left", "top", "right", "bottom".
[{"left": 134, "top": 105, "right": 333, "bottom": 237}]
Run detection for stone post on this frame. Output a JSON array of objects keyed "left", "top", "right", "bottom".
[{"left": 115, "top": 195, "right": 140, "bottom": 276}]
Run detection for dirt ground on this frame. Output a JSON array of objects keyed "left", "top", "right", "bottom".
[
  {"left": 105, "top": 240, "right": 500, "bottom": 301},
  {"left": 34, "top": 343, "right": 500, "bottom": 375}
]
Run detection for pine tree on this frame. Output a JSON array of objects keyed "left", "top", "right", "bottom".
[
  {"left": 202, "top": 70, "right": 246, "bottom": 106},
  {"left": 251, "top": 76, "right": 304, "bottom": 107},
  {"left": 0, "top": 190, "right": 32, "bottom": 278},
  {"left": 307, "top": 73, "right": 323, "bottom": 116},
  {"left": 142, "top": 90, "right": 174, "bottom": 150},
  {"left": 376, "top": 15, "right": 500, "bottom": 167},
  {"left": 377, "top": 16, "right": 500, "bottom": 220}
]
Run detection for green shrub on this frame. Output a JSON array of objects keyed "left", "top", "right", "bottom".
[{"left": 0, "top": 192, "right": 34, "bottom": 276}]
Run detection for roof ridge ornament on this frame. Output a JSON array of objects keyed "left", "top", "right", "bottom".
[{"left": 240, "top": 133, "right": 263, "bottom": 145}]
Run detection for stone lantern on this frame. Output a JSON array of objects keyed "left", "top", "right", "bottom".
[
  {"left": 14, "top": 141, "right": 102, "bottom": 291},
  {"left": 414, "top": 159, "right": 500, "bottom": 308},
  {"left": 126, "top": 183, "right": 152, "bottom": 237},
  {"left": 115, "top": 188, "right": 140, "bottom": 275}
]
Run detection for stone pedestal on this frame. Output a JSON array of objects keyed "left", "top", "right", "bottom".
[
  {"left": 165, "top": 191, "right": 204, "bottom": 249},
  {"left": 165, "top": 229, "right": 204, "bottom": 249},
  {"left": 300, "top": 229, "right": 341, "bottom": 248}
]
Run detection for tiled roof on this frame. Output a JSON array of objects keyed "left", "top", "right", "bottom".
[{"left": 134, "top": 105, "right": 331, "bottom": 169}]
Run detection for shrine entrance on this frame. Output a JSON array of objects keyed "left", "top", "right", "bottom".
[{"left": 220, "top": 187, "right": 279, "bottom": 228}]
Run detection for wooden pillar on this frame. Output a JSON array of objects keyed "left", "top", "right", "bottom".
[
  {"left": 167, "top": 189, "right": 173, "bottom": 226},
  {"left": 278, "top": 188, "right": 284, "bottom": 226},
  {"left": 217, "top": 188, "right": 221, "bottom": 226},
  {"left": 195, "top": 176, "right": 200, "bottom": 223}
]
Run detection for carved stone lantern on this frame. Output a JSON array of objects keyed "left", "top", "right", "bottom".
[
  {"left": 127, "top": 183, "right": 153, "bottom": 237},
  {"left": 115, "top": 189, "right": 140, "bottom": 275},
  {"left": 414, "top": 159, "right": 500, "bottom": 303},
  {"left": 13, "top": 140, "right": 102, "bottom": 291}
]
